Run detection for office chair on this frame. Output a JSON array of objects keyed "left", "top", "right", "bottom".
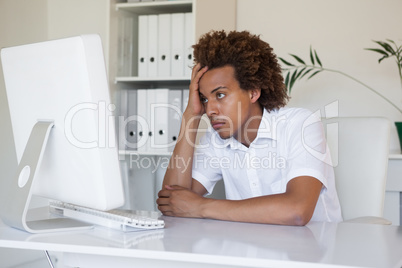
[{"left": 323, "top": 117, "right": 392, "bottom": 224}]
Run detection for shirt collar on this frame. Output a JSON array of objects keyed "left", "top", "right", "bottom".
[{"left": 222, "top": 108, "right": 279, "bottom": 150}]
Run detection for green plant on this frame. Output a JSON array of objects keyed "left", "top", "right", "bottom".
[
  {"left": 365, "top": 40, "right": 402, "bottom": 89},
  {"left": 279, "top": 40, "right": 402, "bottom": 113}
]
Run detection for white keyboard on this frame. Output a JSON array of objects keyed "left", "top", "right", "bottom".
[{"left": 49, "top": 201, "right": 165, "bottom": 232}]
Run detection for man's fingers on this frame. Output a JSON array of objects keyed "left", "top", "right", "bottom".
[
  {"left": 156, "top": 196, "right": 170, "bottom": 205},
  {"left": 157, "top": 189, "right": 171, "bottom": 198},
  {"left": 194, "top": 66, "right": 208, "bottom": 81},
  {"left": 191, "top": 63, "right": 202, "bottom": 79},
  {"left": 158, "top": 206, "right": 168, "bottom": 214},
  {"left": 190, "top": 64, "right": 208, "bottom": 84}
]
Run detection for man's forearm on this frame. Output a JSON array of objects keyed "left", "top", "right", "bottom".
[
  {"left": 200, "top": 195, "right": 296, "bottom": 225},
  {"left": 200, "top": 194, "right": 311, "bottom": 226},
  {"left": 162, "top": 111, "right": 201, "bottom": 189},
  {"left": 199, "top": 177, "right": 322, "bottom": 226}
]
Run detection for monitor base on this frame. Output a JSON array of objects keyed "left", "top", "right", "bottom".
[{"left": 0, "top": 121, "right": 92, "bottom": 233}]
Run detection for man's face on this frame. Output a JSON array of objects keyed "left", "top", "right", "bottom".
[{"left": 198, "top": 65, "right": 260, "bottom": 143}]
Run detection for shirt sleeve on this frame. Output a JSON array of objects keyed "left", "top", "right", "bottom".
[{"left": 284, "top": 109, "right": 332, "bottom": 189}]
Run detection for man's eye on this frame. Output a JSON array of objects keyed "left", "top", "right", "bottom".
[{"left": 217, "top": 93, "right": 225, "bottom": 99}]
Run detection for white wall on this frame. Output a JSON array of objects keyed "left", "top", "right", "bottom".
[
  {"left": 47, "top": 0, "right": 110, "bottom": 64},
  {"left": 237, "top": 0, "right": 402, "bottom": 152},
  {"left": 0, "top": 0, "right": 110, "bottom": 179}
]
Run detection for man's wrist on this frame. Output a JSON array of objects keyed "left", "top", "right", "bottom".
[
  {"left": 199, "top": 197, "right": 215, "bottom": 219},
  {"left": 182, "top": 109, "right": 203, "bottom": 125}
]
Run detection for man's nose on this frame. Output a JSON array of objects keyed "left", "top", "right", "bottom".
[{"left": 205, "top": 99, "right": 218, "bottom": 117}]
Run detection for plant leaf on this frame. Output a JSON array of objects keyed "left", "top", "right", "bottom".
[
  {"left": 284, "top": 71, "right": 290, "bottom": 91},
  {"left": 365, "top": 48, "right": 389, "bottom": 56},
  {"left": 279, "top": 57, "right": 295, "bottom": 67},
  {"left": 310, "top": 46, "right": 315, "bottom": 65},
  {"left": 308, "top": 70, "right": 322, "bottom": 79},
  {"left": 290, "top": 54, "right": 306, "bottom": 65},
  {"left": 373, "top": 40, "right": 395, "bottom": 55},
  {"left": 289, "top": 70, "right": 298, "bottom": 93},
  {"left": 386, "top": 39, "right": 396, "bottom": 46},
  {"left": 299, "top": 68, "right": 314, "bottom": 79},
  {"left": 381, "top": 41, "right": 396, "bottom": 54},
  {"left": 378, "top": 55, "right": 389, "bottom": 64},
  {"left": 314, "top": 50, "right": 322, "bottom": 67},
  {"left": 295, "top": 67, "right": 306, "bottom": 80},
  {"left": 385, "top": 39, "right": 400, "bottom": 53}
]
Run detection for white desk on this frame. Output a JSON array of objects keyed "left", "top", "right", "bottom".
[{"left": 1, "top": 217, "right": 402, "bottom": 268}]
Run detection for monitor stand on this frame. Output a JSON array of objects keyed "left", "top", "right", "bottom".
[{"left": 0, "top": 121, "right": 92, "bottom": 233}]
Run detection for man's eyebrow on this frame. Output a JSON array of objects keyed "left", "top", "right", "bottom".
[{"left": 210, "top": 86, "right": 226, "bottom": 94}]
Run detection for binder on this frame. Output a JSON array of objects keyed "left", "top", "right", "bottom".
[
  {"left": 184, "top": 12, "right": 194, "bottom": 77},
  {"left": 170, "top": 13, "right": 185, "bottom": 77},
  {"left": 167, "top": 89, "right": 183, "bottom": 152},
  {"left": 117, "top": 16, "right": 134, "bottom": 76},
  {"left": 157, "top": 13, "right": 171, "bottom": 77},
  {"left": 152, "top": 89, "right": 169, "bottom": 152},
  {"left": 126, "top": 90, "right": 138, "bottom": 150},
  {"left": 145, "top": 90, "right": 156, "bottom": 152},
  {"left": 118, "top": 89, "right": 128, "bottom": 150},
  {"left": 138, "top": 15, "right": 148, "bottom": 77},
  {"left": 136, "top": 89, "right": 149, "bottom": 151},
  {"left": 147, "top": 15, "right": 158, "bottom": 77}
]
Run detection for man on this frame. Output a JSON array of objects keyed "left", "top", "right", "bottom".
[{"left": 157, "top": 30, "right": 342, "bottom": 226}]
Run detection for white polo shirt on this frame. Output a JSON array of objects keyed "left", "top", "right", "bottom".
[{"left": 192, "top": 107, "right": 342, "bottom": 222}]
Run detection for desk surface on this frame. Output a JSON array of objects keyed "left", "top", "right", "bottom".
[{"left": 1, "top": 217, "right": 402, "bottom": 268}]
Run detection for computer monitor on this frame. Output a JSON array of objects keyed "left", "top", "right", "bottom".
[{"left": 0, "top": 35, "right": 125, "bottom": 233}]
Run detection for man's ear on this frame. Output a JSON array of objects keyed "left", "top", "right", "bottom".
[{"left": 249, "top": 88, "right": 261, "bottom": 103}]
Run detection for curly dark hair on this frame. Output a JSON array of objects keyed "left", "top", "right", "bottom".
[{"left": 192, "top": 30, "right": 288, "bottom": 111}]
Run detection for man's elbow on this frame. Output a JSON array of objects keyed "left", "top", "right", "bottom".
[{"left": 289, "top": 207, "right": 314, "bottom": 226}]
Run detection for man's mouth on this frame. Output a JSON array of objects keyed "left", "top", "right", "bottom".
[{"left": 211, "top": 120, "right": 226, "bottom": 130}]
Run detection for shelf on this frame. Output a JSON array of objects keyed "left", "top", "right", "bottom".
[
  {"left": 116, "top": 1, "right": 192, "bottom": 15},
  {"left": 119, "top": 150, "right": 173, "bottom": 157},
  {"left": 115, "top": 76, "right": 190, "bottom": 87},
  {"left": 115, "top": 76, "right": 190, "bottom": 82}
]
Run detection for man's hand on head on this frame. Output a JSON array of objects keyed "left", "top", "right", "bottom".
[{"left": 186, "top": 63, "right": 208, "bottom": 117}]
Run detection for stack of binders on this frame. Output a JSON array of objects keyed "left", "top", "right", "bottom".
[
  {"left": 138, "top": 12, "right": 194, "bottom": 78},
  {"left": 124, "top": 88, "right": 189, "bottom": 153}
]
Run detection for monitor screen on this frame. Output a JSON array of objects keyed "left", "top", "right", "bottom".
[{"left": 0, "top": 35, "right": 124, "bottom": 220}]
